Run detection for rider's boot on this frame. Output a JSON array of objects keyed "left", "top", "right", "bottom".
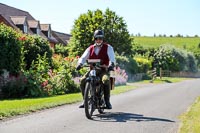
[
  {"left": 104, "top": 85, "right": 112, "bottom": 109},
  {"left": 79, "top": 101, "right": 84, "bottom": 108}
]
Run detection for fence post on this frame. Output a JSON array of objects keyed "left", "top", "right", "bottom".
[{"left": 150, "top": 68, "right": 157, "bottom": 83}]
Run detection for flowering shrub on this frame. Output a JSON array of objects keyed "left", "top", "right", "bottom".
[
  {"left": 0, "top": 24, "right": 80, "bottom": 98},
  {"left": 20, "top": 54, "right": 80, "bottom": 97},
  {"left": 114, "top": 66, "right": 128, "bottom": 86},
  {"left": 23, "top": 53, "right": 50, "bottom": 97},
  {"left": 50, "top": 55, "right": 80, "bottom": 94},
  {"left": 134, "top": 55, "right": 152, "bottom": 73}
]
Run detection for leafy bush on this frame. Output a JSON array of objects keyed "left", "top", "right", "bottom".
[
  {"left": 51, "top": 55, "right": 80, "bottom": 94},
  {"left": 22, "top": 35, "right": 53, "bottom": 70},
  {"left": 0, "top": 23, "right": 81, "bottom": 98},
  {"left": 134, "top": 55, "right": 152, "bottom": 73},
  {"left": 1, "top": 72, "right": 26, "bottom": 98},
  {"left": 187, "top": 52, "right": 198, "bottom": 72},
  {"left": 115, "top": 52, "right": 138, "bottom": 74},
  {"left": 0, "top": 23, "right": 23, "bottom": 75},
  {"left": 54, "top": 44, "right": 68, "bottom": 57},
  {"left": 23, "top": 53, "right": 51, "bottom": 97},
  {"left": 188, "top": 46, "right": 200, "bottom": 71},
  {"left": 153, "top": 45, "right": 198, "bottom": 72}
]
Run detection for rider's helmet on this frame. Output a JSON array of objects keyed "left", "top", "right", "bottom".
[{"left": 94, "top": 30, "right": 104, "bottom": 39}]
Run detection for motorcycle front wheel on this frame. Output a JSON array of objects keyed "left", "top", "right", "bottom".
[{"left": 84, "top": 82, "right": 95, "bottom": 119}]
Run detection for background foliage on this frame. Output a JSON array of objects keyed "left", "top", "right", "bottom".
[
  {"left": 0, "top": 23, "right": 78, "bottom": 98},
  {"left": 22, "top": 35, "right": 53, "bottom": 70},
  {"left": 153, "top": 45, "right": 197, "bottom": 72},
  {"left": 67, "top": 8, "right": 132, "bottom": 56},
  {"left": 0, "top": 23, "right": 22, "bottom": 75}
]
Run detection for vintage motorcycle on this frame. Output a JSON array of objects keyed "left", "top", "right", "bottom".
[{"left": 81, "top": 59, "right": 115, "bottom": 119}]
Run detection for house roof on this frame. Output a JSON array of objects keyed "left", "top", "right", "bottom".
[
  {"left": 0, "top": 3, "right": 35, "bottom": 25},
  {"left": 0, "top": 3, "right": 70, "bottom": 45},
  {"left": 0, "top": 14, "right": 13, "bottom": 27},
  {"left": 52, "top": 31, "right": 71, "bottom": 45},
  {"left": 27, "top": 20, "right": 40, "bottom": 28},
  {"left": 0, "top": 3, "right": 49, "bottom": 38},
  {"left": 10, "top": 16, "right": 26, "bottom": 25},
  {"left": 40, "top": 24, "right": 50, "bottom": 31},
  {"left": 40, "top": 24, "right": 58, "bottom": 44}
]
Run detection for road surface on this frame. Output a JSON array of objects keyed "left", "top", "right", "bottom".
[{"left": 0, "top": 79, "right": 200, "bottom": 133}]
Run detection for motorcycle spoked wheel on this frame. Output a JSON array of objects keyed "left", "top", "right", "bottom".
[
  {"left": 84, "top": 82, "right": 96, "bottom": 119},
  {"left": 98, "top": 93, "right": 105, "bottom": 114}
]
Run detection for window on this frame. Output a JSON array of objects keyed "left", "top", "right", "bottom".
[
  {"left": 48, "top": 29, "right": 51, "bottom": 38},
  {"left": 24, "top": 25, "right": 28, "bottom": 33},
  {"left": 37, "top": 28, "right": 40, "bottom": 35}
]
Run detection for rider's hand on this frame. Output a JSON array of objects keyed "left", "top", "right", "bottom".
[
  {"left": 108, "top": 62, "right": 114, "bottom": 71},
  {"left": 76, "top": 63, "right": 82, "bottom": 71}
]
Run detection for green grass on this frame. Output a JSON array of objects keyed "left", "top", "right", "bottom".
[
  {"left": 111, "top": 84, "right": 136, "bottom": 95},
  {"left": 0, "top": 93, "right": 83, "bottom": 119},
  {"left": 141, "top": 77, "right": 189, "bottom": 84},
  {"left": 133, "top": 37, "right": 200, "bottom": 49},
  {"left": 0, "top": 84, "right": 136, "bottom": 120},
  {"left": 179, "top": 96, "right": 200, "bottom": 133}
]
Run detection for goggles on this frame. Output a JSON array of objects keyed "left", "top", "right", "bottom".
[{"left": 95, "top": 37, "right": 103, "bottom": 40}]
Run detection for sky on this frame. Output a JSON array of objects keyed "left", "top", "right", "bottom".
[{"left": 1, "top": 0, "right": 200, "bottom": 36}]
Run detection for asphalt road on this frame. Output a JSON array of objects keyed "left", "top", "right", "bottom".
[{"left": 1, "top": 79, "right": 200, "bottom": 133}]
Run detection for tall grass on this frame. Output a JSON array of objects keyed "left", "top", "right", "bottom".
[
  {"left": 179, "top": 97, "right": 200, "bottom": 133},
  {"left": 133, "top": 37, "right": 200, "bottom": 49}
]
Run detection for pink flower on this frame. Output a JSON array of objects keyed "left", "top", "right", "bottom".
[
  {"left": 41, "top": 80, "right": 48, "bottom": 87},
  {"left": 48, "top": 69, "right": 53, "bottom": 78}
]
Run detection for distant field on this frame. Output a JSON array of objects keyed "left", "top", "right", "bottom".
[{"left": 132, "top": 37, "right": 200, "bottom": 49}]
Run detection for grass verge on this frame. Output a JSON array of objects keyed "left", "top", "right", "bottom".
[
  {"left": 0, "top": 93, "right": 82, "bottom": 120},
  {"left": 179, "top": 96, "right": 200, "bottom": 133},
  {"left": 142, "top": 77, "right": 190, "bottom": 84},
  {"left": 0, "top": 84, "right": 136, "bottom": 120}
]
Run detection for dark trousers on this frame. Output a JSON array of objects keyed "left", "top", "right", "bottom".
[{"left": 79, "top": 70, "right": 111, "bottom": 102}]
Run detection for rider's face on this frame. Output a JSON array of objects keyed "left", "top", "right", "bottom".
[{"left": 95, "top": 37, "right": 103, "bottom": 44}]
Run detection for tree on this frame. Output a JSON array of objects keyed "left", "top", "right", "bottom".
[{"left": 67, "top": 8, "right": 132, "bottom": 56}]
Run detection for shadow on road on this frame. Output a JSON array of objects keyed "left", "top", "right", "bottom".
[
  {"left": 93, "top": 112, "right": 175, "bottom": 123},
  {"left": 162, "top": 80, "right": 172, "bottom": 83}
]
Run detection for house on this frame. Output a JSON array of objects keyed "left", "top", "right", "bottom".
[
  {"left": 52, "top": 31, "right": 72, "bottom": 46},
  {"left": 40, "top": 24, "right": 59, "bottom": 48},
  {"left": 0, "top": 3, "right": 71, "bottom": 47}
]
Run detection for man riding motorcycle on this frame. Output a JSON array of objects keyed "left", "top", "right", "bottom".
[{"left": 76, "top": 29, "right": 115, "bottom": 109}]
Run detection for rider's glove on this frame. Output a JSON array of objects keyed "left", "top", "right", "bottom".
[
  {"left": 76, "top": 63, "right": 82, "bottom": 71},
  {"left": 108, "top": 62, "right": 115, "bottom": 71}
]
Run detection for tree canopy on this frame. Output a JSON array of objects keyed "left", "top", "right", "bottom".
[{"left": 67, "top": 8, "right": 132, "bottom": 56}]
